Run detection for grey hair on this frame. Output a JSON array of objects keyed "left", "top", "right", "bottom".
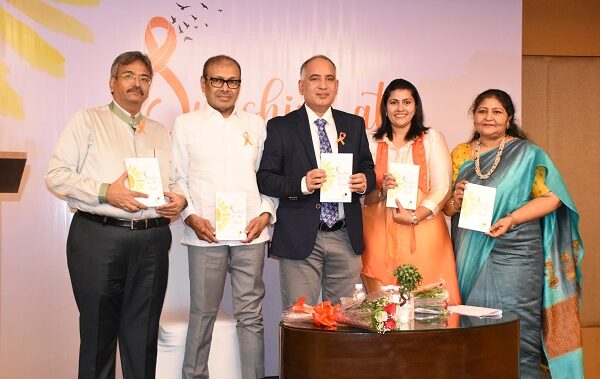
[{"left": 110, "top": 51, "right": 153, "bottom": 78}]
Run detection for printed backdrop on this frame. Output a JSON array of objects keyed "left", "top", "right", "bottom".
[{"left": 0, "top": 1, "right": 521, "bottom": 377}]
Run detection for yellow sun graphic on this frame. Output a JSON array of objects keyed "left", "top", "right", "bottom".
[
  {"left": 216, "top": 199, "right": 233, "bottom": 230},
  {"left": 126, "top": 166, "right": 145, "bottom": 191},
  {"left": 460, "top": 192, "right": 479, "bottom": 219},
  {"left": 321, "top": 160, "right": 337, "bottom": 193},
  {"left": 0, "top": 0, "right": 99, "bottom": 119}
]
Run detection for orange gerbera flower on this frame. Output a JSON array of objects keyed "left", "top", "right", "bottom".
[{"left": 312, "top": 301, "right": 340, "bottom": 329}]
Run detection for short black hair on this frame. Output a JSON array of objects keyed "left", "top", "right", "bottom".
[{"left": 202, "top": 55, "right": 242, "bottom": 78}]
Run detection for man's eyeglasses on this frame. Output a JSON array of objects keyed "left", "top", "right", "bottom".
[
  {"left": 205, "top": 76, "right": 241, "bottom": 89},
  {"left": 116, "top": 73, "right": 152, "bottom": 85}
]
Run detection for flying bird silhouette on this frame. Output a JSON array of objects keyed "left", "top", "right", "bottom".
[
  {"left": 170, "top": 15, "right": 177, "bottom": 23},
  {"left": 191, "top": 14, "right": 198, "bottom": 21},
  {"left": 218, "top": 9, "right": 223, "bottom": 12},
  {"left": 194, "top": 25, "right": 198, "bottom": 29},
  {"left": 178, "top": 25, "right": 183, "bottom": 34},
  {"left": 204, "top": 23, "right": 208, "bottom": 27},
  {"left": 176, "top": 2, "right": 190, "bottom": 10},
  {"left": 183, "top": 21, "right": 190, "bottom": 28},
  {"left": 201, "top": 2, "right": 208, "bottom": 10},
  {"left": 184, "top": 36, "right": 193, "bottom": 42}
]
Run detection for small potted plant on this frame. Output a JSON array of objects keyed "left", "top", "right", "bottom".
[{"left": 393, "top": 264, "right": 423, "bottom": 306}]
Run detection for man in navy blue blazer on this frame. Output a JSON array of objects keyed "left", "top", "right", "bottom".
[{"left": 257, "top": 55, "right": 375, "bottom": 308}]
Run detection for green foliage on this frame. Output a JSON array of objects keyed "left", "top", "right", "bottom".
[
  {"left": 393, "top": 264, "right": 422, "bottom": 294},
  {"left": 414, "top": 287, "right": 444, "bottom": 298},
  {"left": 360, "top": 297, "right": 388, "bottom": 311}
]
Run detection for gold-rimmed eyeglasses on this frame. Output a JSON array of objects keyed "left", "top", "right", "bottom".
[
  {"left": 116, "top": 73, "right": 152, "bottom": 85},
  {"left": 205, "top": 76, "right": 241, "bottom": 89}
]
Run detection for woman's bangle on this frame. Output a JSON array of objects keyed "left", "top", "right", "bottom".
[
  {"left": 450, "top": 198, "right": 460, "bottom": 213},
  {"left": 506, "top": 213, "right": 518, "bottom": 229}
]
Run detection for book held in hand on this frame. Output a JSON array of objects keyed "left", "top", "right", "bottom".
[
  {"left": 385, "top": 162, "right": 419, "bottom": 210},
  {"left": 320, "top": 153, "right": 353, "bottom": 203},
  {"left": 125, "top": 157, "right": 165, "bottom": 207},
  {"left": 458, "top": 183, "right": 496, "bottom": 232},
  {"left": 215, "top": 191, "right": 247, "bottom": 240}
]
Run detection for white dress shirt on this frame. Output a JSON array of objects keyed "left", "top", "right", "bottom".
[
  {"left": 300, "top": 106, "right": 345, "bottom": 219},
  {"left": 368, "top": 128, "right": 452, "bottom": 216},
  {"left": 170, "top": 105, "right": 277, "bottom": 247}
]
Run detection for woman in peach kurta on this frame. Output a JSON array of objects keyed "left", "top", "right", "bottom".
[{"left": 361, "top": 79, "right": 460, "bottom": 305}]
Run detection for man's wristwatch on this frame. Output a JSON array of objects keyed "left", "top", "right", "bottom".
[{"left": 410, "top": 212, "right": 419, "bottom": 226}]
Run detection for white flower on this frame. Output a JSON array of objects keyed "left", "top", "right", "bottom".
[{"left": 374, "top": 310, "right": 388, "bottom": 323}]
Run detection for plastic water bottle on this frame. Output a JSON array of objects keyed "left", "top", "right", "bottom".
[{"left": 353, "top": 283, "right": 366, "bottom": 302}]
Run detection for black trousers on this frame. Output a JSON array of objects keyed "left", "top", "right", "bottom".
[{"left": 67, "top": 212, "right": 171, "bottom": 379}]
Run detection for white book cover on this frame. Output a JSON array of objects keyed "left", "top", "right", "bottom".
[
  {"left": 458, "top": 183, "right": 497, "bottom": 232},
  {"left": 215, "top": 191, "right": 247, "bottom": 240},
  {"left": 385, "top": 162, "right": 420, "bottom": 210},
  {"left": 125, "top": 157, "right": 165, "bottom": 207},
  {"left": 320, "top": 153, "right": 353, "bottom": 203}
]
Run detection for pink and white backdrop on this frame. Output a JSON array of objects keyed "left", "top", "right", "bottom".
[{"left": 0, "top": 0, "right": 521, "bottom": 377}]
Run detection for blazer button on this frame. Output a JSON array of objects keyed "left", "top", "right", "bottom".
[{"left": 316, "top": 204, "right": 321, "bottom": 209}]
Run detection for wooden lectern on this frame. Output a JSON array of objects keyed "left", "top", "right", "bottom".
[{"left": 0, "top": 152, "right": 27, "bottom": 193}]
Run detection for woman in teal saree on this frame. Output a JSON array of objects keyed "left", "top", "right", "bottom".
[{"left": 443, "top": 89, "right": 584, "bottom": 378}]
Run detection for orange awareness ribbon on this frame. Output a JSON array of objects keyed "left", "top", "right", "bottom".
[
  {"left": 337, "top": 132, "right": 347, "bottom": 145},
  {"left": 243, "top": 131, "right": 252, "bottom": 146},
  {"left": 136, "top": 120, "right": 146, "bottom": 134},
  {"left": 145, "top": 17, "right": 190, "bottom": 114}
]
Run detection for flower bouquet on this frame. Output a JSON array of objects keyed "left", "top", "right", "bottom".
[
  {"left": 334, "top": 264, "right": 423, "bottom": 333},
  {"left": 413, "top": 280, "right": 450, "bottom": 318},
  {"left": 282, "top": 296, "right": 340, "bottom": 329},
  {"left": 335, "top": 287, "right": 414, "bottom": 333}
]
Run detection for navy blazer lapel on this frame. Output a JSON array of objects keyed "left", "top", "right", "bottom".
[
  {"left": 296, "top": 105, "right": 318, "bottom": 168},
  {"left": 332, "top": 109, "right": 350, "bottom": 154}
]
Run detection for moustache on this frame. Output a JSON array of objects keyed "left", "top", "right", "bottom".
[{"left": 127, "top": 86, "right": 144, "bottom": 96}]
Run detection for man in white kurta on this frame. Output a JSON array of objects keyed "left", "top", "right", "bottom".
[{"left": 170, "top": 55, "right": 275, "bottom": 379}]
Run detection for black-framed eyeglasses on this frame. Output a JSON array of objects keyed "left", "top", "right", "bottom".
[
  {"left": 116, "top": 73, "right": 152, "bottom": 85},
  {"left": 205, "top": 76, "right": 241, "bottom": 89}
]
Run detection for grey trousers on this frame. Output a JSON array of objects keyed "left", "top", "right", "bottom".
[
  {"left": 279, "top": 228, "right": 362, "bottom": 309},
  {"left": 182, "top": 243, "right": 266, "bottom": 379}
]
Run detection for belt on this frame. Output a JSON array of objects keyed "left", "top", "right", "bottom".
[
  {"left": 77, "top": 211, "right": 170, "bottom": 230},
  {"left": 318, "top": 220, "right": 346, "bottom": 232}
]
